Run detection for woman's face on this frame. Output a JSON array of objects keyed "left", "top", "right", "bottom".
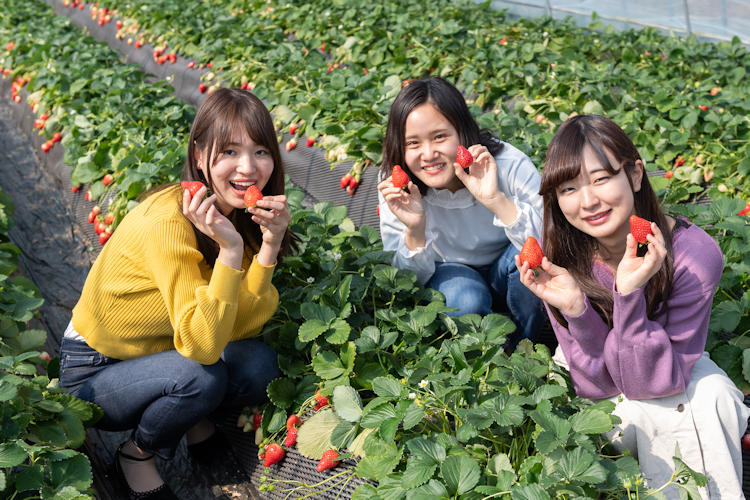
[
  {"left": 403, "top": 103, "right": 464, "bottom": 192},
  {"left": 195, "top": 129, "right": 274, "bottom": 216},
  {"left": 555, "top": 145, "right": 643, "bottom": 247}
]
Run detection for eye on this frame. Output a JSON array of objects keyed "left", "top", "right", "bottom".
[
  {"left": 557, "top": 185, "right": 575, "bottom": 195},
  {"left": 593, "top": 175, "right": 610, "bottom": 184},
  {"left": 406, "top": 139, "right": 418, "bottom": 147},
  {"left": 255, "top": 149, "right": 269, "bottom": 156},
  {"left": 222, "top": 149, "right": 236, "bottom": 156},
  {"left": 433, "top": 133, "right": 446, "bottom": 141}
]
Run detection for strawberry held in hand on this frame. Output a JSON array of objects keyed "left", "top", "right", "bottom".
[
  {"left": 317, "top": 449, "right": 340, "bottom": 472},
  {"left": 456, "top": 145, "right": 473, "bottom": 168},
  {"left": 629, "top": 215, "right": 653, "bottom": 245},
  {"left": 391, "top": 165, "right": 409, "bottom": 190},
  {"left": 181, "top": 181, "right": 204, "bottom": 198},
  {"left": 519, "top": 236, "right": 543, "bottom": 271},
  {"left": 243, "top": 185, "right": 263, "bottom": 209},
  {"left": 263, "top": 443, "right": 285, "bottom": 467}
]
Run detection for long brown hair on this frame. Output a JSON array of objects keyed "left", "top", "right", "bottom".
[
  {"left": 182, "top": 88, "right": 292, "bottom": 266},
  {"left": 381, "top": 77, "right": 503, "bottom": 195},
  {"left": 540, "top": 114, "right": 674, "bottom": 327}
]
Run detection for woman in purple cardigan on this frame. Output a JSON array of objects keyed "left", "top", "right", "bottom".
[{"left": 517, "top": 114, "right": 749, "bottom": 498}]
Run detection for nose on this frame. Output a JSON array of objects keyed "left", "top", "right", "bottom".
[
  {"left": 579, "top": 185, "right": 599, "bottom": 209},
  {"left": 421, "top": 141, "right": 438, "bottom": 160},
  {"left": 237, "top": 153, "right": 254, "bottom": 174}
]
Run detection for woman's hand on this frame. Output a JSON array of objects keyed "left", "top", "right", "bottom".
[
  {"left": 616, "top": 222, "right": 667, "bottom": 295},
  {"left": 516, "top": 256, "right": 586, "bottom": 317},
  {"left": 183, "top": 186, "right": 243, "bottom": 251},
  {"left": 247, "top": 195, "right": 291, "bottom": 248},
  {"left": 377, "top": 177, "right": 427, "bottom": 249},
  {"left": 454, "top": 145, "right": 517, "bottom": 225}
]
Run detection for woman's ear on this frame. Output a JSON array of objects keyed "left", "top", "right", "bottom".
[
  {"left": 631, "top": 159, "right": 645, "bottom": 192},
  {"left": 193, "top": 142, "right": 203, "bottom": 170}
]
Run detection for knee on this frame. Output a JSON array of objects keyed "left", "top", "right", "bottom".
[{"left": 176, "top": 362, "right": 229, "bottom": 408}]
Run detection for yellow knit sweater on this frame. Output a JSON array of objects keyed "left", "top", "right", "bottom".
[{"left": 72, "top": 185, "right": 279, "bottom": 364}]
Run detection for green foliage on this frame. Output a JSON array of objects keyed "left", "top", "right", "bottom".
[{"left": 0, "top": 189, "right": 101, "bottom": 499}]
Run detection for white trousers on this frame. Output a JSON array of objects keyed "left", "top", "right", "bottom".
[{"left": 554, "top": 348, "right": 749, "bottom": 499}]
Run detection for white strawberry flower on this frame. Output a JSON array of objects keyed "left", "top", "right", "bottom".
[{"left": 419, "top": 379, "right": 428, "bottom": 388}]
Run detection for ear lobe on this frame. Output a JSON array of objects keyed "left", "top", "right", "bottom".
[
  {"left": 632, "top": 160, "right": 645, "bottom": 192},
  {"left": 193, "top": 142, "right": 203, "bottom": 170}
]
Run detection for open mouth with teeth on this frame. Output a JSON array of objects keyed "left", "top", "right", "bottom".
[
  {"left": 230, "top": 181, "right": 254, "bottom": 192},
  {"left": 422, "top": 163, "right": 445, "bottom": 173}
]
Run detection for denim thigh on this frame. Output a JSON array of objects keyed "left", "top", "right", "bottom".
[{"left": 426, "top": 262, "right": 492, "bottom": 316}]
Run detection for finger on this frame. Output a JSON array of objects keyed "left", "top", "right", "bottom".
[
  {"left": 407, "top": 182, "right": 423, "bottom": 201},
  {"left": 623, "top": 233, "right": 638, "bottom": 258},
  {"left": 541, "top": 256, "right": 566, "bottom": 276},
  {"left": 377, "top": 179, "right": 393, "bottom": 191}
]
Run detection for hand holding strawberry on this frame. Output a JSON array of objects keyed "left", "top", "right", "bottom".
[
  {"left": 515, "top": 254, "right": 585, "bottom": 317},
  {"left": 391, "top": 165, "right": 410, "bottom": 190},
  {"left": 519, "top": 237, "right": 543, "bottom": 274},
  {"left": 181, "top": 181, "right": 205, "bottom": 199},
  {"left": 617, "top": 218, "right": 666, "bottom": 295},
  {"left": 456, "top": 145, "right": 473, "bottom": 169},
  {"left": 452, "top": 145, "right": 512, "bottom": 222},
  {"left": 629, "top": 215, "right": 653, "bottom": 245},
  {"left": 377, "top": 175, "right": 426, "bottom": 248}
]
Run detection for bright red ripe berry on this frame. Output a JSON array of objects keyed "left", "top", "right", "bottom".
[
  {"left": 263, "top": 444, "right": 285, "bottom": 467},
  {"left": 665, "top": 170, "right": 673, "bottom": 179},
  {"left": 199, "top": 83, "right": 208, "bottom": 93},
  {"left": 286, "top": 414, "right": 301, "bottom": 430},
  {"left": 181, "top": 181, "right": 204, "bottom": 198},
  {"left": 629, "top": 215, "right": 653, "bottom": 245},
  {"left": 456, "top": 145, "right": 473, "bottom": 168},
  {"left": 187, "top": 61, "right": 195, "bottom": 69},
  {"left": 391, "top": 165, "right": 409, "bottom": 190},
  {"left": 289, "top": 123, "right": 298, "bottom": 135},
  {"left": 51, "top": 131, "right": 62, "bottom": 143},
  {"left": 317, "top": 450, "right": 340, "bottom": 472},
  {"left": 284, "top": 428, "right": 298, "bottom": 447},
  {"left": 340, "top": 173, "right": 353, "bottom": 189},
  {"left": 306, "top": 136, "right": 315, "bottom": 147},
  {"left": 244, "top": 185, "right": 263, "bottom": 208},
  {"left": 737, "top": 202, "right": 750, "bottom": 217},
  {"left": 519, "top": 236, "right": 543, "bottom": 270},
  {"left": 674, "top": 156, "right": 685, "bottom": 168},
  {"left": 102, "top": 174, "right": 114, "bottom": 186},
  {"left": 742, "top": 433, "right": 750, "bottom": 451}
]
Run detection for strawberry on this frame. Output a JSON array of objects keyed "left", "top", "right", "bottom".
[
  {"left": 340, "top": 173, "right": 353, "bottom": 189},
  {"left": 456, "top": 145, "right": 473, "bottom": 168},
  {"left": 72, "top": 185, "right": 80, "bottom": 193},
  {"left": 135, "top": 40, "right": 142, "bottom": 49},
  {"left": 316, "top": 450, "right": 340, "bottom": 472},
  {"left": 99, "top": 232, "right": 110, "bottom": 245},
  {"left": 38, "top": 351, "right": 51, "bottom": 362},
  {"left": 698, "top": 105, "right": 708, "bottom": 111},
  {"left": 285, "top": 138, "right": 297, "bottom": 151},
  {"left": 498, "top": 37, "right": 508, "bottom": 45},
  {"left": 51, "top": 131, "right": 62, "bottom": 143},
  {"left": 187, "top": 61, "right": 195, "bottom": 69},
  {"left": 181, "top": 181, "right": 204, "bottom": 198},
  {"left": 105, "top": 212, "right": 115, "bottom": 225},
  {"left": 91, "top": 206, "right": 101, "bottom": 217},
  {"left": 709, "top": 87, "right": 720, "bottom": 96},
  {"left": 289, "top": 123, "right": 298, "bottom": 135},
  {"left": 306, "top": 136, "right": 315, "bottom": 147},
  {"left": 674, "top": 156, "right": 685, "bottom": 168},
  {"left": 314, "top": 390, "right": 329, "bottom": 410},
  {"left": 629, "top": 215, "right": 653, "bottom": 245},
  {"left": 738, "top": 202, "right": 750, "bottom": 217},
  {"left": 743, "top": 433, "right": 750, "bottom": 451},
  {"left": 284, "top": 428, "right": 297, "bottom": 447},
  {"left": 391, "top": 165, "right": 409, "bottom": 190},
  {"left": 665, "top": 170, "right": 673, "bottom": 179},
  {"left": 253, "top": 411, "right": 262, "bottom": 432},
  {"left": 263, "top": 443, "right": 285, "bottom": 467},
  {"left": 116, "top": 20, "right": 122, "bottom": 30},
  {"left": 199, "top": 83, "right": 208, "bottom": 93},
  {"left": 244, "top": 185, "right": 263, "bottom": 209},
  {"left": 5, "top": 42, "right": 15, "bottom": 51},
  {"left": 102, "top": 174, "right": 114, "bottom": 186},
  {"left": 286, "top": 414, "right": 301, "bottom": 430},
  {"left": 519, "top": 236, "right": 543, "bottom": 270},
  {"left": 85, "top": 189, "right": 92, "bottom": 201}
]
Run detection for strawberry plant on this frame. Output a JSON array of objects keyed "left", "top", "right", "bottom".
[{"left": 0, "top": 188, "right": 102, "bottom": 499}]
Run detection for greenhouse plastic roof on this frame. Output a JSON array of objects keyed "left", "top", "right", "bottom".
[{"left": 488, "top": 0, "right": 750, "bottom": 46}]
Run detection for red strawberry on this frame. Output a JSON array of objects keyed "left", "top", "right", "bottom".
[
  {"left": 253, "top": 411, "right": 262, "bottom": 431},
  {"left": 187, "top": 61, "right": 195, "bottom": 69},
  {"left": 92, "top": 205, "right": 101, "bottom": 217},
  {"left": 5, "top": 42, "right": 15, "bottom": 51},
  {"left": 306, "top": 136, "right": 315, "bottom": 147},
  {"left": 99, "top": 232, "right": 110, "bottom": 245},
  {"left": 72, "top": 185, "right": 80, "bottom": 193},
  {"left": 742, "top": 433, "right": 750, "bottom": 451},
  {"left": 709, "top": 87, "right": 720, "bottom": 96},
  {"left": 38, "top": 351, "right": 51, "bottom": 362},
  {"left": 263, "top": 443, "right": 285, "bottom": 467},
  {"left": 519, "top": 236, "right": 543, "bottom": 270},
  {"left": 289, "top": 123, "right": 298, "bottom": 135},
  {"left": 85, "top": 189, "right": 92, "bottom": 201},
  {"left": 674, "top": 156, "right": 685, "bottom": 168},
  {"left": 316, "top": 450, "right": 340, "bottom": 472},
  {"left": 629, "top": 215, "right": 653, "bottom": 244},
  {"left": 181, "top": 181, "right": 204, "bottom": 198},
  {"left": 285, "top": 138, "right": 297, "bottom": 151},
  {"left": 102, "top": 174, "right": 114, "bottom": 186},
  {"left": 738, "top": 202, "right": 750, "bottom": 217},
  {"left": 698, "top": 105, "right": 708, "bottom": 111},
  {"left": 314, "top": 390, "right": 329, "bottom": 410},
  {"left": 391, "top": 165, "right": 409, "bottom": 190},
  {"left": 284, "top": 428, "right": 297, "bottom": 447},
  {"left": 199, "top": 83, "right": 208, "bottom": 93},
  {"left": 135, "top": 40, "right": 142, "bottom": 49},
  {"left": 41, "top": 141, "right": 52, "bottom": 153},
  {"left": 340, "top": 173, "right": 353, "bottom": 189},
  {"left": 456, "top": 145, "right": 473, "bottom": 168},
  {"left": 105, "top": 212, "right": 115, "bottom": 225},
  {"left": 51, "top": 131, "right": 62, "bottom": 143},
  {"left": 244, "top": 185, "right": 263, "bottom": 209},
  {"left": 665, "top": 170, "right": 673, "bottom": 179},
  {"left": 286, "top": 414, "right": 301, "bottom": 430}
]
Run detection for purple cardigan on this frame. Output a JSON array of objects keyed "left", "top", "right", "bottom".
[{"left": 550, "top": 220, "right": 724, "bottom": 400}]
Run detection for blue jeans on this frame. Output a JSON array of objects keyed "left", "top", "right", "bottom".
[
  {"left": 426, "top": 244, "right": 545, "bottom": 348},
  {"left": 59, "top": 336, "right": 279, "bottom": 460}
]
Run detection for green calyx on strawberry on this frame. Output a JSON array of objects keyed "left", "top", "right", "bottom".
[
  {"left": 244, "top": 185, "right": 263, "bottom": 209},
  {"left": 391, "top": 165, "right": 409, "bottom": 190},
  {"left": 456, "top": 145, "right": 473, "bottom": 169},
  {"left": 181, "top": 181, "right": 205, "bottom": 198},
  {"left": 519, "top": 236, "right": 544, "bottom": 275},
  {"left": 629, "top": 215, "right": 653, "bottom": 245},
  {"left": 316, "top": 449, "right": 340, "bottom": 472},
  {"left": 263, "top": 443, "right": 285, "bottom": 467}
]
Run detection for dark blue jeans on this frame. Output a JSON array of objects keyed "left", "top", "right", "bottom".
[
  {"left": 426, "top": 243, "right": 545, "bottom": 348},
  {"left": 59, "top": 335, "right": 279, "bottom": 459}
]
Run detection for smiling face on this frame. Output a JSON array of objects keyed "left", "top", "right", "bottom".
[
  {"left": 555, "top": 145, "right": 643, "bottom": 249},
  {"left": 403, "top": 103, "right": 464, "bottom": 192},
  {"left": 194, "top": 130, "right": 274, "bottom": 215}
]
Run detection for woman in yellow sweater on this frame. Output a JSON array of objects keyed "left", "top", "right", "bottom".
[{"left": 58, "top": 88, "right": 292, "bottom": 500}]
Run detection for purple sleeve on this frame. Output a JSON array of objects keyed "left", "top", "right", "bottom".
[{"left": 553, "top": 224, "right": 723, "bottom": 400}]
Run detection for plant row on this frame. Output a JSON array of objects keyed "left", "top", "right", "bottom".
[
  {"left": 0, "top": 186, "right": 102, "bottom": 499},
  {"left": 1, "top": 0, "right": 747, "bottom": 497}
]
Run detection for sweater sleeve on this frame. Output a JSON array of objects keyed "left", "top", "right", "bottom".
[
  {"left": 142, "top": 219, "right": 265, "bottom": 364},
  {"left": 491, "top": 146, "right": 543, "bottom": 250},
  {"left": 377, "top": 189, "right": 436, "bottom": 285},
  {"left": 555, "top": 226, "right": 723, "bottom": 400}
]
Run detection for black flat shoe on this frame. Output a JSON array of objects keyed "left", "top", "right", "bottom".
[
  {"left": 114, "top": 442, "right": 178, "bottom": 500},
  {"left": 186, "top": 429, "right": 230, "bottom": 465}
]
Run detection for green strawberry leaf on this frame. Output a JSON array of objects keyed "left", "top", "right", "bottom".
[
  {"left": 295, "top": 408, "right": 341, "bottom": 460},
  {"left": 332, "top": 385, "right": 363, "bottom": 422},
  {"left": 440, "top": 455, "right": 481, "bottom": 496}
]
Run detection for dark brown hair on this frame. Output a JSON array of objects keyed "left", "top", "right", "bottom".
[
  {"left": 381, "top": 77, "right": 503, "bottom": 195},
  {"left": 182, "top": 88, "right": 292, "bottom": 266},
  {"left": 540, "top": 114, "right": 674, "bottom": 327}
]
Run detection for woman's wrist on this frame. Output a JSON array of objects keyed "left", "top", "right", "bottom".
[
  {"left": 217, "top": 243, "right": 244, "bottom": 271},
  {"left": 256, "top": 240, "right": 281, "bottom": 267},
  {"left": 404, "top": 224, "right": 426, "bottom": 250},
  {"left": 485, "top": 193, "right": 518, "bottom": 226}
]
